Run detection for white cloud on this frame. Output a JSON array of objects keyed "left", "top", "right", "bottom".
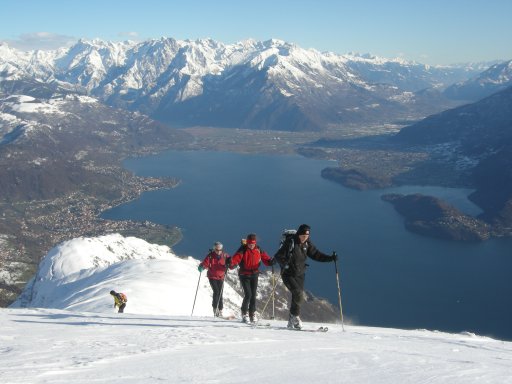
[
  {"left": 1, "top": 32, "right": 76, "bottom": 51},
  {"left": 118, "top": 31, "right": 141, "bottom": 40}
]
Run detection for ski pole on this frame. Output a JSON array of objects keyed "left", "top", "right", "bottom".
[
  {"left": 255, "top": 269, "right": 281, "bottom": 326},
  {"left": 333, "top": 251, "right": 345, "bottom": 331},
  {"left": 214, "top": 278, "right": 225, "bottom": 317},
  {"left": 271, "top": 265, "right": 275, "bottom": 320},
  {"left": 191, "top": 269, "right": 202, "bottom": 316},
  {"left": 214, "top": 261, "right": 230, "bottom": 316}
]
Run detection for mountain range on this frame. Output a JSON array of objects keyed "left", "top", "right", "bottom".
[
  {"left": 0, "top": 38, "right": 500, "bottom": 131},
  {"left": 443, "top": 60, "right": 512, "bottom": 102}
]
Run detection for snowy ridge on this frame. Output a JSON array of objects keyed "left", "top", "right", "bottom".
[
  {"left": 0, "top": 37, "right": 491, "bottom": 132},
  {"left": 0, "top": 36, "right": 455, "bottom": 93},
  {"left": 0, "top": 95, "right": 58, "bottom": 144},
  {"left": 444, "top": 59, "right": 512, "bottom": 101},
  {"left": 4, "top": 95, "right": 67, "bottom": 115},
  {"left": 12, "top": 234, "right": 242, "bottom": 317}
]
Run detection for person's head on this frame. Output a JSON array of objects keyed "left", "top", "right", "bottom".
[
  {"left": 214, "top": 241, "right": 223, "bottom": 252},
  {"left": 246, "top": 233, "right": 257, "bottom": 249},
  {"left": 110, "top": 290, "right": 116, "bottom": 296},
  {"left": 297, "top": 224, "right": 310, "bottom": 243}
]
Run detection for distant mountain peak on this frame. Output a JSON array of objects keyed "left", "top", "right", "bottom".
[
  {"left": 1, "top": 36, "right": 491, "bottom": 131},
  {"left": 443, "top": 59, "right": 512, "bottom": 101}
]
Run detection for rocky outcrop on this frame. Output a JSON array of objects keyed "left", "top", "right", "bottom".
[
  {"left": 469, "top": 145, "right": 512, "bottom": 235},
  {"left": 381, "top": 193, "right": 490, "bottom": 241},
  {"left": 393, "top": 86, "right": 512, "bottom": 236},
  {"left": 321, "top": 167, "right": 391, "bottom": 190},
  {"left": 226, "top": 271, "right": 340, "bottom": 323}
]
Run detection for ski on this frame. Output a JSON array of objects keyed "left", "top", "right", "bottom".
[
  {"left": 212, "top": 314, "right": 237, "bottom": 321},
  {"left": 287, "top": 326, "right": 328, "bottom": 332},
  {"left": 253, "top": 322, "right": 271, "bottom": 327},
  {"left": 250, "top": 324, "right": 328, "bottom": 332}
]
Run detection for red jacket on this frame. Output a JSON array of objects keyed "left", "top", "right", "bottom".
[
  {"left": 230, "top": 246, "right": 273, "bottom": 276},
  {"left": 200, "top": 251, "right": 229, "bottom": 280}
]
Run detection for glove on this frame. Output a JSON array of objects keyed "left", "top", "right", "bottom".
[
  {"left": 225, "top": 257, "right": 231, "bottom": 267},
  {"left": 268, "top": 258, "right": 275, "bottom": 266},
  {"left": 331, "top": 252, "right": 338, "bottom": 262},
  {"left": 198, "top": 265, "right": 204, "bottom": 272}
]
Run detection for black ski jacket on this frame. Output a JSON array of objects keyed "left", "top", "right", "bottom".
[{"left": 274, "top": 235, "right": 332, "bottom": 277}]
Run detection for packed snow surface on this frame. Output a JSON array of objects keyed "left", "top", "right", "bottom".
[
  {"left": 3, "top": 234, "right": 512, "bottom": 383},
  {"left": 1, "top": 309, "right": 511, "bottom": 383}
]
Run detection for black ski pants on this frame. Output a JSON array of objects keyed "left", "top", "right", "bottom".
[
  {"left": 118, "top": 303, "right": 126, "bottom": 313},
  {"left": 209, "top": 278, "right": 224, "bottom": 311},
  {"left": 239, "top": 273, "right": 259, "bottom": 315},
  {"left": 282, "top": 273, "right": 305, "bottom": 316}
]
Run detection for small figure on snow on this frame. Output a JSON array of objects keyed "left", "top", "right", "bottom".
[
  {"left": 110, "top": 290, "right": 127, "bottom": 313},
  {"left": 198, "top": 241, "right": 230, "bottom": 317},
  {"left": 274, "top": 224, "right": 336, "bottom": 329},
  {"left": 230, "top": 233, "right": 274, "bottom": 323}
]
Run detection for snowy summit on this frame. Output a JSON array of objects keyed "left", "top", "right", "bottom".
[{"left": 2, "top": 234, "right": 512, "bottom": 383}]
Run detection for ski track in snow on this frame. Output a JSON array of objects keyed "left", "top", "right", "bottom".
[{"left": 1, "top": 308, "right": 512, "bottom": 384}]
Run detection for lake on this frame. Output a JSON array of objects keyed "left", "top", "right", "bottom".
[{"left": 102, "top": 150, "right": 512, "bottom": 340}]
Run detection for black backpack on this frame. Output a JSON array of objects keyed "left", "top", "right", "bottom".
[{"left": 277, "top": 229, "right": 297, "bottom": 269}]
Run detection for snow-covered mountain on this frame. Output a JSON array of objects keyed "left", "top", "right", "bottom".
[
  {"left": 11, "top": 234, "right": 242, "bottom": 316},
  {"left": 4, "top": 234, "right": 512, "bottom": 383},
  {"left": 0, "top": 38, "right": 489, "bottom": 131},
  {"left": 444, "top": 59, "right": 512, "bottom": 101}
]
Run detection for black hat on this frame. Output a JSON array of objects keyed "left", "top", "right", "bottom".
[
  {"left": 297, "top": 224, "right": 310, "bottom": 235},
  {"left": 110, "top": 290, "right": 116, "bottom": 295}
]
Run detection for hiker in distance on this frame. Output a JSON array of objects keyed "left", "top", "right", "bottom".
[
  {"left": 274, "top": 224, "right": 337, "bottom": 329},
  {"left": 110, "top": 290, "right": 127, "bottom": 313},
  {"left": 229, "top": 233, "right": 274, "bottom": 324},
  {"left": 198, "top": 241, "right": 230, "bottom": 317}
]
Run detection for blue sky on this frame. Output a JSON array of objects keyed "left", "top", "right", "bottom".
[{"left": 1, "top": 0, "right": 511, "bottom": 65}]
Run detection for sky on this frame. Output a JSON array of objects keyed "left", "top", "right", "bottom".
[{"left": 1, "top": 0, "right": 511, "bottom": 65}]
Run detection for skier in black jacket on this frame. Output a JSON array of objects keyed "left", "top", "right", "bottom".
[{"left": 274, "top": 224, "right": 336, "bottom": 329}]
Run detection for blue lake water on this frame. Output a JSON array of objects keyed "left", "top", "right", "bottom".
[{"left": 102, "top": 150, "right": 512, "bottom": 340}]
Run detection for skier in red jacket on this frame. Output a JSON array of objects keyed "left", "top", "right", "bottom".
[
  {"left": 230, "top": 233, "right": 274, "bottom": 323},
  {"left": 199, "top": 241, "right": 230, "bottom": 317}
]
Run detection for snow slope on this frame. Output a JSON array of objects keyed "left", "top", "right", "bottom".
[
  {"left": 11, "top": 234, "right": 242, "bottom": 318},
  {"left": 1, "top": 308, "right": 511, "bottom": 383},
  {"left": 4, "top": 234, "right": 512, "bottom": 383}
]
